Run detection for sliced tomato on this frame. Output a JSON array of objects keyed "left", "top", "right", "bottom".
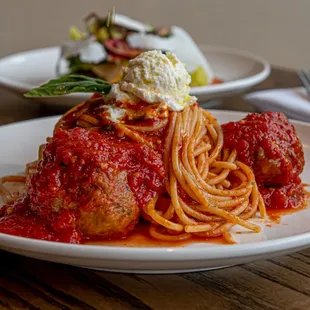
[
  {"left": 107, "top": 53, "right": 127, "bottom": 62},
  {"left": 104, "top": 39, "right": 143, "bottom": 58}
]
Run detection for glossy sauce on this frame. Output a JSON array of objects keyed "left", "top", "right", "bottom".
[
  {"left": 222, "top": 112, "right": 304, "bottom": 186},
  {"left": 266, "top": 188, "right": 310, "bottom": 223},
  {"left": 86, "top": 222, "right": 228, "bottom": 247},
  {"left": 0, "top": 127, "right": 167, "bottom": 243},
  {"left": 0, "top": 111, "right": 308, "bottom": 245},
  {"left": 266, "top": 204, "right": 308, "bottom": 224},
  {"left": 222, "top": 111, "right": 306, "bottom": 211},
  {"left": 259, "top": 182, "right": 306, "bottom": 210}
]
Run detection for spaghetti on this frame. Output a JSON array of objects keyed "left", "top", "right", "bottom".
[
  {"left": 143, "top": 105, "right": 264, "bottom": 243},
  {"left": 0, "top": 99, "right": 266, "bottom": 244}
]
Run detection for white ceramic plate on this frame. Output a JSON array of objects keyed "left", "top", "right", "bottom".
[
  {"left": 0, "top": 110, "right": 309, "bottom": 274},
  {"left": 0, "top": 46, "right": 270, "bottom": 107}
]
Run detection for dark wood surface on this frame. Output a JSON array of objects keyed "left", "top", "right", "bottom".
[{"left": 1, "top": 67, "right": 310, "bottom": 310}]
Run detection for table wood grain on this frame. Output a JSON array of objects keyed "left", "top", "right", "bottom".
[{"left": 0, "top": 67, "right": 309, "bottom": 310}]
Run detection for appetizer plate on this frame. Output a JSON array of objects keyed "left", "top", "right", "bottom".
[
  {"left": 0, "top": 111, "right": 309, "bottom": 274},
  {"left": 0, "top": 46, "right": 270, "bottom": 107}
]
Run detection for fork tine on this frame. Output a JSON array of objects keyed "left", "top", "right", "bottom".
[
  {"left": 306, "top": 70, "right": 310, "bottom": 85},
  {"left": 298, "top": 71, "right": 310, "bottom": 97},
  {"left": 298, "top": 71, "right": 309, "bottom": 87},
  {"left": 304, "top": 71, "right": 310, "bottom": 96}
]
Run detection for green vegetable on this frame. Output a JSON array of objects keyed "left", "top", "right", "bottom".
[
  {"left": 24, "top": 75, "right": 111, "bottom": 97},
  {"left": 190, "top": 66, "right": 209, "bottom": 87},
  {"left": 67, "top": 56, "right": 93, "bottom": 73},
  {"left": 110, "top": 28, "right": 124, "bottom": 40},
  {"left": 69, "top": 26, "right": 87, "bottom": 40},
  {"left": 97, "top": 27, "right": 109, "bottom": 41}
]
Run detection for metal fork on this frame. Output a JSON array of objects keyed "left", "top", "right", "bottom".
[{"left": 298, "top": 70, "right": 310, "bottom": 97}]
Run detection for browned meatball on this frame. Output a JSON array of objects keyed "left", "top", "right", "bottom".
[
  {"left": 27, "top": 128, "right": 142, "bottom": 239},
  {"left": 26, "top": 128, "right": 165, "bottom": 241},
  {"left": 79, "top": 170, "right": 139, "bottom": 238},
  {"left": 222, "top": 112, "right": 305, "bottom": 186}
]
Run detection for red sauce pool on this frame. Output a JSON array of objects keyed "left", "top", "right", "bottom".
[
  {"left": 266, "top": 188, "right": 310, "bottom": 223},
  {"left": 86, "top": 222, "right": 228, "bottom": 247},
  {"left": 266, "top": 205, "right": 308, "bottom": 224},
  {"left": 259, "top": 182, "right": 306, "bottom": 210}
]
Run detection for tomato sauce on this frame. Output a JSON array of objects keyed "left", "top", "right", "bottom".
[
  {"left": 0, "top": 202, "right": 81, "bottom": 242},
  {"left": 0, "top": 111, "right": 307, "bottom": 245},
  {"left": 222, "top": 111, "right": 306, "bottom": 211},
  {"left": 86, "top": 222, "right": 228, "bottom": 247},
  {"left": 222, "top": 112, "right": 304, "bottom": 185},
  {"left": 259, "top": 181, "right": 305, "bottom": 210},
  {"left": 212, "top": 77, "right": 223, "bottom": 85},
  {"left": 0, "top": 127, "right": 167, "bottom": 243}
]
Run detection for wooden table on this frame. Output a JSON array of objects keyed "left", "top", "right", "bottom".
[{"left": 0, "top": 68, "right": 310, "bottom": 310}]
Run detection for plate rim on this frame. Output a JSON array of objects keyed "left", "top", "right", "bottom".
[
  {"left": 0, "top": 110, "right": 309, "bottom": 262},
  {"left": 193, "top": 45, "right": 271, "bottom": 94},
  {"left": 0, "top": 229, "right": 309, "bottom": 261}
]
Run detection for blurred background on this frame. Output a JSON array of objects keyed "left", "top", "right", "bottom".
[{"left": 0, "top": 0, "right": 308, "bottom": 69}]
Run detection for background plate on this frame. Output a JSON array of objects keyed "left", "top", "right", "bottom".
[{"left": 0, "top": 46, "right": 270, "bottom": 108}]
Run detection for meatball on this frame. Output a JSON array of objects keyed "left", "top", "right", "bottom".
[
  {"left": 78, "top": 170, "right": 139, "bottom": 237},
  {"left": 222, "top": 112, "right": 305, "bottom": 186},
  {"left": 27, "top": 128, "right": 165, "bottom": 240}
]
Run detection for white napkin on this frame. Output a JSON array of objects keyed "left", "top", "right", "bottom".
[{"left": 245, "top": 87, "right": 310, "bottom": 122}]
